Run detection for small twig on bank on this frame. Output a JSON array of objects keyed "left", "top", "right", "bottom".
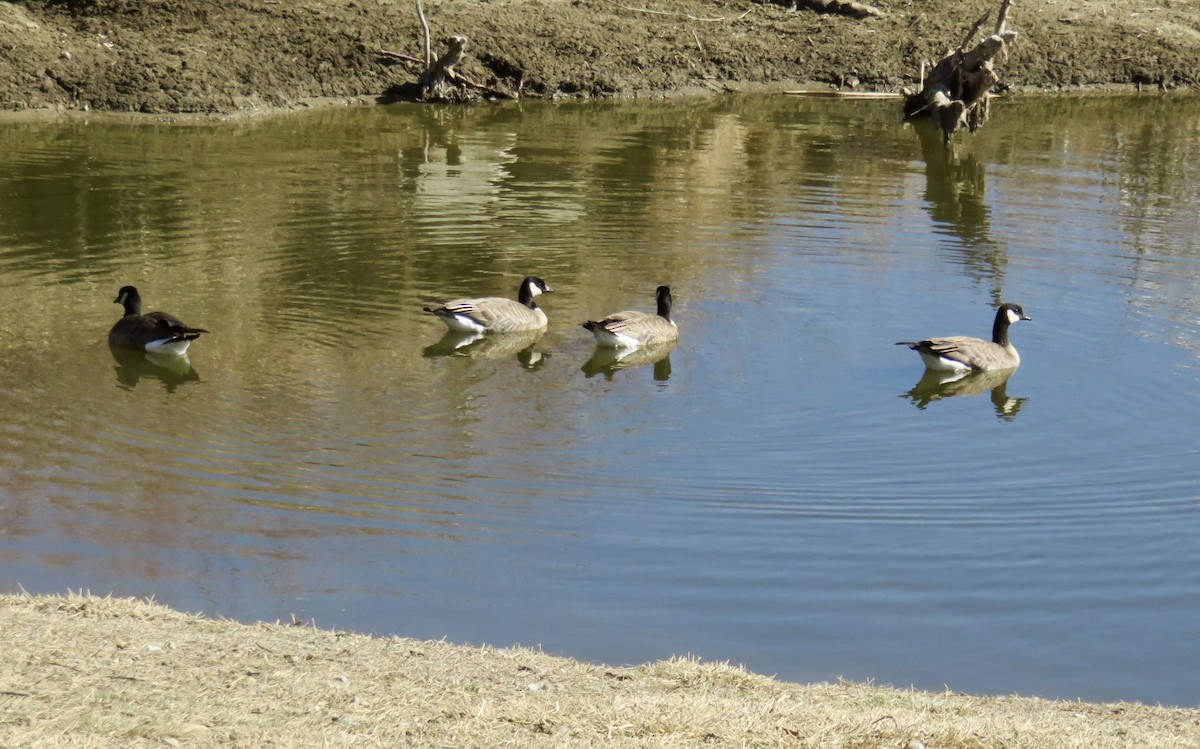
[
  {"left": 416, "top": 0, "right": 432, "bottom": 66},
  {"left": 447, "top": 69, "right": 492, "bottom": 91},
  {"left": 737, "top": 7, "right": 754, "bottom": 18},
  {"left": 692, "top": 29, "right": 704, "bottom": 52},
  {"left": 994, "top": 0, "right": 1013, "bottom": 34},
  {"left": 618, "top": 4, "right": 726, "bottom": 21},
  {"left": 378, "top": 48, "right": 425, "bottom": 65},
  {"left": 960, "top": 8, "right": 991, "bottom": 50}
]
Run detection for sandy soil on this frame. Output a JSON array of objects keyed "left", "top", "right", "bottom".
[
  {"left": 3, "top": 593, "right": 1199, "bottom": 748},
  {"left": 1, "top": 0, "right": 1198, "bottom": 114}
]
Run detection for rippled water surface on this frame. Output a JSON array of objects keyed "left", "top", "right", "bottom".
[{"left": 2, "top": 95, "right": 1199, "bottom": 706}]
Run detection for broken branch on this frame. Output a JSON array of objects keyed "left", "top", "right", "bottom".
[{"left": 618, "top": 5, "right": 726, "bottom": 21}]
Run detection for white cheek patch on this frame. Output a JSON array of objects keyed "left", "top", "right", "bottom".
[
  {"left": 1007, "top": 308, "right": 1022, "bottom": 324},
  {"left": 528, "top": 283, "right": 544, "bottom": 297}
]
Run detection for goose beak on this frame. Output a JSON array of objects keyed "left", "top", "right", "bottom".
[{"left": 1021, "top": 313, "right": 1032, "bottom": 321}]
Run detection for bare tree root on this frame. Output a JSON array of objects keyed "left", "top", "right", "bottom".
[
  {"left": 417, "top": 34, "right": 467, "bottom": 99},
  {"left": 903, "top": 0, "right": 1016, "bottom": 144},
  {"left": 376, "top": 0, "right": 514, "bottom": 103}
]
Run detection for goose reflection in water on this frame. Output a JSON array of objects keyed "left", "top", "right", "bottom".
[
  {"left": 902, "top": 368, "right": 1027, "bottom": 421},
  {"left": 110, "top": 345, "right": 200, "bottom": 393},
  {"left": 581, "top": 340, "right": 676, "bottom": 382},
  {"left": 422, "top": 329, "right": 548, "bottom": 370}
]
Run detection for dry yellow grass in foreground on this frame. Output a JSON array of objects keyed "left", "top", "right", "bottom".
[{"left": 2, "top": 592, "right": 1198, "bottom": 748}]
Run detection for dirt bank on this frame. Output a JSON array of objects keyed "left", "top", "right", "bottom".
[
  {"left": 3, "top": 592, "right": 1199, "bottom": 748},
  {"left": 1, "top": 0, "right": 1198, "bottom": 114}
]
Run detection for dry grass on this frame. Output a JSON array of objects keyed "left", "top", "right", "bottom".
[{"left": 2, "top": 592, "right": 1198, "bottom": 748}]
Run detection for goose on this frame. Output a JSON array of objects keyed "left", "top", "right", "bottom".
[
  {"left": 423, "top": 276, "right": 553, "bottom": 333},
  {"left": 582, "top": 285, "right": 679, "bottom": 348},
  {"left": 109, "top": 285, "right": 208, "bottom": 356},
  {"left": 896, "top": 303, "right": 1031, "bottom": 372}
]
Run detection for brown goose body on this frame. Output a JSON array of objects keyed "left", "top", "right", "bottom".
[
  {"left": 109, "top": 286, "right": 208, "bottom": 356},
  {"left": 583, "top": 285, "right": 679, "bottom": 348},
  {"left": 424, "top": 276, "right": 553, "bottom": 333},
  {"left": 897, "top": 303, "right": 1031, "bottom": 372}
]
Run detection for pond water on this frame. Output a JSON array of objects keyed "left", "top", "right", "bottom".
[{"left": 2, "top": 94, "right": 1198, "bottom": 707}]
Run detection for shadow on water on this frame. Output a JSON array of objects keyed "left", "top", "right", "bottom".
[
  {"left": 581, "top": 341, "right": 675, "bottom": 381},
  {"left": 918, "top": 120, "right": 990, "bottom": 244},
  {"left": 110, "top": 346, "right": 200, "bottom": 393},
  {"left": 901, "top": 368, "right": 1027, "bottom": 421},
  {"left": 915, "top": 118, "right": 1008, "bottom": 304},
  {"left": 422, "top": 329, "right": 548, "bottom": 370}
]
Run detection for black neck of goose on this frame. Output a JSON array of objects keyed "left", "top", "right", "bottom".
[
  {"left": 121, "top": 294, "right": 142, "bottom": 317},
  {"left": 992, "top": 310, "right": 1010, "bottom": 347},
  {"left": 518, "top": 284, "right": 539, "bottom": 310},
  {"left": 656, "top": 294, "right": 672, "bottom": 321}
]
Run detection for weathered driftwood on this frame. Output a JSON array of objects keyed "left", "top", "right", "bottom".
[
  {"left": 377, "top": 0, "right": 513, "bottom": 102},
  {"left": 379, "top": 35, "right": 510, "bottom": 102},
  {"left": 785, "top": 90, "right": 900, "bottom": 99},
  {"left": 417, "top": 34, "right": 468, "bottom": 99},
  {"left": 794, "top": 0, "right": 883, "bottom": 19},
  {"left": 773, "top": 0, "right": 881, "bottom": 17},
  {"left": 904, "top": 0, "right": 1016, "bottom": 143}
]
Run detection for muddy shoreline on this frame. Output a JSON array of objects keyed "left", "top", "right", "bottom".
[{"left": 2, "top": 0, "right": 1198, "bottom": 115}]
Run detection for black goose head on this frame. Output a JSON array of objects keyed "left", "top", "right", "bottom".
[
  {"left": 114, "top": 285, "right": 142, "bottom": 316},
  {"left": 993, "top": 303, "right": 1031, "bottom": 344},
  {"left": 518, "top": 276, "right": 553, "bottom": 308}
]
